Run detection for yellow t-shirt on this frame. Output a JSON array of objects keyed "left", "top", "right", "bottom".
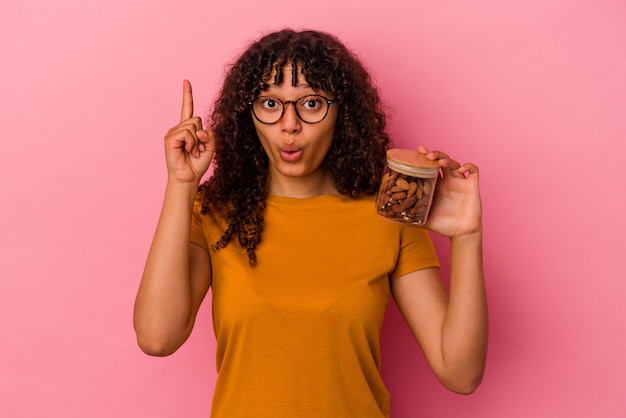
[{"left": 191, "top": 194, "right": 439, "bottom": 418}]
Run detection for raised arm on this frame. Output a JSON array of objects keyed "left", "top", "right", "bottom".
[
  {"left": 391, "top": 146, "right": 488, "bottom": 394},
  {"left": 133, "top": 80, "right": 215, "bottom": 356}
]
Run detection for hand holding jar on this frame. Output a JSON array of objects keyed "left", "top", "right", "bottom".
[{"left": 377, "top": 145, "right": 482, "bottom": 239}]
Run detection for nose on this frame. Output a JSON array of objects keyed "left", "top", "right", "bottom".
[{"left": 279, "top": 102, "right": 301, "bottom": 133}]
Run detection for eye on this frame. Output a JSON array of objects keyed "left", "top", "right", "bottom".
[
  {"left": 299, "top": 96, "right": 323, "bottom": 111},
  {"left": 260, "top": 97, "right": 282, "bottom": 111}
]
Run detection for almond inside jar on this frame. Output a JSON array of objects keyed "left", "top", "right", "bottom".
[{"left": 376, "top": 149, "right": 439, "bottom": 225}]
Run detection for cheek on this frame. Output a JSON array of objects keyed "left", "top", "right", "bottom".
[
  {"left": 320, "top": 125, "right": 336, "bottom": 150},
  {"left": 322, "top": 112, "right": 338, "bottom": 144},
  {"left": 252, "top": 125, "right": 272, "bottom": 151}
]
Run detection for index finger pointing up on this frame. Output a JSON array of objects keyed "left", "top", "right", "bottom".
[{"left": 180, "top": 79, "right": 194, "bottom": 122}]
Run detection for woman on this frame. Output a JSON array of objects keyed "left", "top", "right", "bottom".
[{"left": 134, "top": 29, "right": 487, "bottom": 418}]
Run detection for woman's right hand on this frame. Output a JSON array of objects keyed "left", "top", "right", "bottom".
[{"left": 164, "top": 80, "right": 215, "bottom": 185}]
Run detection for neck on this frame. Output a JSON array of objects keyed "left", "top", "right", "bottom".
[{"left": 268, "top": 170, "right": 338, "bottom": 198}]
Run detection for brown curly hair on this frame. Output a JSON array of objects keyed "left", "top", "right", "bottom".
[{"left": 199, "top": 28, "right": 391, "bottom": 265}]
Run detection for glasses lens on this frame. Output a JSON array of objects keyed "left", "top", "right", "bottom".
[
  {"left": 295, "top": 96, "right": 329, "bottom": 123},
  {"left": 252, "top": 95, "right": 330, "bottom": 124},
  {"left": 252, "top": 97, "right": 284, "bottom": 124}
]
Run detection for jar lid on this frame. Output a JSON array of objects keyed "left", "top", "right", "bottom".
[{"left": 386, "top": 148, "right": 440, "bottom": 177}]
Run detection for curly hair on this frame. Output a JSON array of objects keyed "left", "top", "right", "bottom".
[{"left": 199, "top": 28, "right": 391, "bottom": 266}]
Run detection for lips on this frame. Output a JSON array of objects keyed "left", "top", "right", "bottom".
[{"left": 279, "top": 144, "right": 303, "bottom": 162}]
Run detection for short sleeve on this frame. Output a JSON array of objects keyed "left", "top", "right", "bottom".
[
  {"left": 190, "top": 198, "right": 209, "bottom": 250},
  {"left": 391, "top": 225, "right": 440, "bottom": 280}
]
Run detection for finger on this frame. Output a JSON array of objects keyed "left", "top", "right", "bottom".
[
  {"left": 167, "top": 117, "right": 203, "bottom": 138},
  {"left": 439, "top": 158, "right": 465, "bottom": 178},
  {"left": 196, "top": 129, "right": 216, "bottom": 155},
  {"left": 165, "top": 127, "right": 194, "bottom": 156},
  {"left": 182, "top": 116, "right": 203, "bottom": 132},
  {"left": 427, "top": 149, "right": 450, "bottom": 160},
  {"left": 426, "top": 149, "right": 452, "bottom": 176},
  {"left": 168, "top": 127, "right": 197, "bottom": 154},
  {"left": 196, "top": 129, "right": 210, "bottom": 143},
  {"left": 417, "top": 145, "right": 430, "bottom": 154},
  {"left": 424, "top": 149, "right": 456, "bottom": 177},
  {"left": 172, "top": 129, "right": 198, "bottom": 153},
  {"left": 458, "top": 162, "right": 479, "bottom": 177},
  {"left": 180, "top": 79, "right": 194, "bottom": 122},
  {"left": 196, "top": 130, "right": 207, "bottom": 155}
]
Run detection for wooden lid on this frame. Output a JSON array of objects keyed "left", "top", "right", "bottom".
[{"left": 386, "top": 148, "right": 439, "bottom": 176}]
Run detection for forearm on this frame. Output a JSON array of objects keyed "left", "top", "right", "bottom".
[
  {"left": 133, "top": 181, "right": 199, "bottom": 355},
  {"left": 440, "top": 230, "right": 488, "bottom": 392}
]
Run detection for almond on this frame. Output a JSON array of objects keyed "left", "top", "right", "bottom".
[
  {"left": 395, "top": 178, "right": 410, "bottom": 190},
  {"left": 391, "top": 191, "right": 408, "bottom": 201}
]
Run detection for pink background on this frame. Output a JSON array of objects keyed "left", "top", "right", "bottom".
[{"left": 2, "top": 0, "right": 625, "bottom": 416}]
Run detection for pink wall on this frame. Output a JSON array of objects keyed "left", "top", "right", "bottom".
[{"left": 1, "top": 0, "right": 625, "bottom": 416}]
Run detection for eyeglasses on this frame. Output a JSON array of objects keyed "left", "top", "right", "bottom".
[{"left": 250, "top": 95, "right": 335, "bottom": 124}]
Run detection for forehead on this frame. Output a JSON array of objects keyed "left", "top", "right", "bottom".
[
  {"left": 266, "top": 62, "right": 308, "bottom": 87},
  {"left": 260, "top": 61, "right": 334, "bottom": 98}
]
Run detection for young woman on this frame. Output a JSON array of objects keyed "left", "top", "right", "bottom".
[{"left": 134, "top": 29, "right": 487, "bottom": 418}]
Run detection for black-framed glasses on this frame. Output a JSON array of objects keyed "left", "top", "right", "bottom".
[{"left": 250, "top": 95, "right": 335, "bottom": 124}]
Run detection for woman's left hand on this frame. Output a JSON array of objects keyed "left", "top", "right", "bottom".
[{"left": 418, "top": 145, "right": 482, "bottom": 239}]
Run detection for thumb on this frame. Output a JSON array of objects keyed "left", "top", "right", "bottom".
[{"left": 195, "top": 129, "right": 216, "bottom": 160}]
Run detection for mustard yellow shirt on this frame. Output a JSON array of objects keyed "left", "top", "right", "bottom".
[{"left": 191, "top": 194, "right": 439, "bottom": 418}]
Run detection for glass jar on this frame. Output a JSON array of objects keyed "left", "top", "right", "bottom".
[{"left": 376, "top": 149, "right": 440, "bottom": 225}]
